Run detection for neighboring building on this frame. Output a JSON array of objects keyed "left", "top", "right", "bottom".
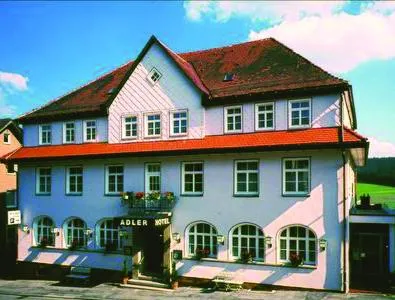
[{"left": 3, "top": 35, "right": 386, "bottom": 291}]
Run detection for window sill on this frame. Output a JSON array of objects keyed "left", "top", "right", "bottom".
[
  {"left": 282, "top": 193, "right": 310, "bottom": 198},
  {"left": 144, "top": 135, "right": 161, "bottom": 139},
  {"left": 224, "top": 131, "right": 243, "bottom": 135},
  {"left": 255, "top": 128, "right": 275, "bottom": 132},
  {"left": 121, "top": 136, "right": 138, "bottom": 141},
  {"left": 170, "top": 133, "right": 188, "bottom": 138},
  {"left": 288, "top": 125, "right": 311, "bottom": 130},
  {"left": 181, "top": 193, "right": 203, "bottom": 197},
  {"left": 66, "top": 193, "right": 83, "bottom": 196},
  {"left": 105, "top": 193, "right": 122, "bottom": 197},
  {"left": 233, "top": 194, "right": 259, "bottom": 198},
  {"left": 83, "top": 140, "right": 97, "bottom": 143},
  {"left": 35, "top": 193, "right": 51, "bottom": 196}
]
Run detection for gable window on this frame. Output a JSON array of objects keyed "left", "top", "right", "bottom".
[
  {"left": 36, "top": 167, "right": 51, "bottom": 195},
  {"left": 283, "top": 158, "right": 310, "bottom": 195},
  {"left": 170, "top": 110, "right": 188, "bottom": 135},
  {"left": 64, "top": 218, "right": 87, "bottom": 248},
  {"left": 3, "top": 132, "right": 10, "bottom": 144},
  {"left": 182, "top": 162, "right": 203, "bottom": 195},
  {"left": 279, "top": 225, "right": 316, "bottom": 265},
  {"left": 63, "top": 122, "right": 75, "bottom": 143},
  {"left": 39, "top": 124, "right": 52, "bottom": 145},
  {"left": 84, "top": 120, "right": 97, "bottom": 142},
  {"left": 289, "top": 99, "right": 311, "bottom": 128},
  {"left": 230, "top": 224, "right": 264, "bottom": 261},
  {"left": 255, "top": 103, "right": 274, "bottom": 131},
  {"left": 224, "top": 106, "right": 242, "bottom": 133},
  {"left": 145, "top": 114, "right": 161, "bottom": 137},
  {"left": 145, "top": 163, "right": 161, "bottom": 193},
  {"left": 147, "top": 67, "right": 162, "bottom": 84},
  {"left": 97, "top": 219, "right": 120, "bottom": 250},
  {"left": 34, "top": 216, "right": 55, "bottom": 247},
  {"left": 234, "top": 160, "right": 259, "bottom": 196},
  {"left": 122, "top": 116, "right": 138, "bottom": 139},
  {"left": 105, "top": 165, "right": 124, "bottom": 194},
  {"left": 66, "top": 166, "right": 83, "bottom": 194},
  {"left": 187, "top": 222, "right": 217, "bottom": 258}
]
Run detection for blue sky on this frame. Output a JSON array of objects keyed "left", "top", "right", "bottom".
[{"left": 0, "top": 1, "right": 394, "bottom": 156}]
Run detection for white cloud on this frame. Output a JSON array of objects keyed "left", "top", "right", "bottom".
[
  {"left": 0, "top": 71, "right": 29, "bottom": 91},
  {"left": 368, "top": 137, "right": 395, "bottom": 158},
  {"left": 0, "top": 88, "right": 16, "bottom": 116}
]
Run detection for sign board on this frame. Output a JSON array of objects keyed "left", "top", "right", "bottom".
[
  {"left": 7, "top": 210, "right": 21, "bottom": 225},
  {"left": 114, "top": 216, "right": 171, "bottom": 227}
]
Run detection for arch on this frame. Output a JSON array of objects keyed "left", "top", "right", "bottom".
[
  {"left": 95, "top": 218, "right": 120, "bottom": 250},
  {"left": 32, "top": 215, "right": 56, "bottom": 247},
  {"left": 228, "top": 222, "right": 265, "bottom": 262},
  {"left": 62, "top": 217, "right": 87, "bottom": 248},
  {"left": 185, "top": 221, "right": 218, "bottom": 258},
  {"left": 276, "top": 224, "right": 317, "bottom": 265}
]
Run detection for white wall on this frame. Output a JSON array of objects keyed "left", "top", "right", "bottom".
[
  {"left": 18, "top": 149, "right": 345, "bottom": 290},
  {"left": 23, "top": 117, "right": 108, "bottom": 147},
  {"left": 108, "top": 43, "right": 204, "bottom": 143}
]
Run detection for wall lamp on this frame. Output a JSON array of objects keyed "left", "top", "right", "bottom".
[
  {"left": 84, "top": 228, "right": 93, "bottom": 238},
  {"left": 51, "top": 228, "right": 60, "bottom": 236},
  {"left": 22, "top": 224, "right": 30, "bottom": 234},
  {"left": 217, "top": 235, "right": 225, "bottom": 245},
  {"left": 172, "top": 232, "right": 181, "bottom": 243},
  {"left": 319, "top": 239, "right": 327, "bottom": 252},
  {"left": 265, "top": 236, "right": 272, "bottom": 248}
]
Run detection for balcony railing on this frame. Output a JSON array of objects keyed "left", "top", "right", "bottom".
[{"left": 121, "top": 192, "right": 176, "bottom": 214}]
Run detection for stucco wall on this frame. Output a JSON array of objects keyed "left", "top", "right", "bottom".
[
  {"left": 18, "top": 149, "right": 344, "bottom": 290},
  {"left": 108, "top": 43, "right": 204, "bottom": 143},
  {"left": 0, "top": 129, "right": 21, "bottom": 192}
]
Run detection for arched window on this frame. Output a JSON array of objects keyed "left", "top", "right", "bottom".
[
  {"left": 278, "top": 225, "right": 317, "bottom": 265},
  {"left": 34, "top": 216, "right": 55, "bottom": 247},
  {"left": 97, "top": 219, "right": 120, "bottom": 250},
  {"left": 187, "top": 222, "right": 218, "bottom": 258},
  {"left": 230, "top": 224, "right": 264, "bottom": 261},
  {"left": 64, "top": 218, "right": 86, "bottom": 248}
]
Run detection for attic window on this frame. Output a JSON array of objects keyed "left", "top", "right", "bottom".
[
  {"left": 107, "top": 88, "right": 117, "bottom": 95},
  {"left": 147, "top": 68, "right": 162, "bottom": 84},
  {"left": 223, "top": 73, "right": 235, "bottom": 82}
]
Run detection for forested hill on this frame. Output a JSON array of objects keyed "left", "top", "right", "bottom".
[{"left": 357, "top": 157, "right": 395, "bottom": 187}]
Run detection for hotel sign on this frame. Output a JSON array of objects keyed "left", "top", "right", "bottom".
[
  {"left": 115, "top": 216, "right": 171, "bottom": 227},
  {"left": 7, "top": 210, "right": 21, "bottom": 225}
]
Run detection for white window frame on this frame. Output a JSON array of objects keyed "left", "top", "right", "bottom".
[
  {"left": 63, "top": 121, "right": 75, "bottom": 144},
  {"left": 66, "top": 166, "right": 83, "bottom": 195},
  {"left": 122, "top": 115, "right": 138, "bottom": 139},
  {"left": 282, "top": 158, "right": 310, "bottom": 196},
  {"left": 96, "top": 219, "right": 121, "bottom": 250},
  {"left": 36, "top": 167, "right": 51, "bottom": 195},
  {"left": 288, "top": 99, "right": 311, "bottom": 129},
  {"left": 145, "top": 163, "right": 161, "bottom": 193},
  {"left": 224, "top": 105, "right": 242, "bottom": 134},
  {"left": 234, "top": 160, "right": 259, "bottom": 196},
  {"left": 105, "top": 165, "right": 124, "bottom": 195},
  {"left": 229, "top": 223, "right": 265, "bottom": 262},
  {"left": 39, "top": 124, "right": 52, "bottom": 145},
  {"left": 181, "top": 162, "right": 204, "bottom": 195},
  {"left": 255, "top": 102, "right": 275, "bottom": 131},
  {"left": 170, "top": 110, "right": 188, "bottom": 136},
  {"left": 63, "top": 218, "right": 87, "bottom": 248},
  {"left": 33, "top": 216, "right": 55, "bottom": 247},
  {"left": 147, "top": 67, "right": 162, "bottom": 85},
  {"left": 144, "top": 113, "right": 161, "bottom": 138},
  {"left": 278, "top": 225, "right": 317, "bottom": 265},
  {"left": 186, "top": 222, "right": 218, "bottom": 258},
  {"left": 3, "top": 131, "right": 10, "bottom": 144},
  {"left": 83, "top": 120, "right": 97, "bottom": 142}
]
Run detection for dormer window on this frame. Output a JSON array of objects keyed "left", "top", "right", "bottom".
[
  {"left": 3, "top": 132, "right": 10, "bottom": 144},
  {"left": 223, "top": 72, "right": 235, "bottom": 82},
  {"left": 147, "top": 68, "right": 162, "bottom": 84},
  {"left": 84, "top": 120, "right": 97, "bottom": 142},
  {"left": 224, "top": 106, "right": 242, "bottom": 133},
  {"left": 63, "top": 122, "right": 75, "bottom": 144},
  {"left": 144, "top": 113, "right": 161, "bottom": 138},
  {"left": 39, "top": 124, "right": 52, "bottom": 145}
]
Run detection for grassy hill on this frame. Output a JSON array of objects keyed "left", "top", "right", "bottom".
[
  {"left": 357, "top": 183, "right": 395, "bottom": 209},
  {"left": 357, "top": 157, "right": 395, "bottom": 187}
]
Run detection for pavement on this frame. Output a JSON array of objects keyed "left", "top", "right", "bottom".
[{"left": 0, "top": 279, "right": 393, "bottom": 299}]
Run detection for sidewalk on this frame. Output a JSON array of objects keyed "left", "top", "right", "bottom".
[{"left": 0, "top": 279, "right": 392, "bottom": 299}]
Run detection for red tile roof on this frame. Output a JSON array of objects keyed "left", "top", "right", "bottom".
[
  {"left": 19, "top": 37, "right": 348, "bottom": 123},
  {"left": 2, "top": 127, "right": 366, "bottom": 162}
]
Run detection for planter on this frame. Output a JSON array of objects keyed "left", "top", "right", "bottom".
[
  {"left": 171, "top": 280, "right": 178, "bottom": 289},
  {"left": 122, "top": 276, "right": 129, "bottom": 285}
]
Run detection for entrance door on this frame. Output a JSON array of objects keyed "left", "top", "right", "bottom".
[{"left": 140, "top": 227, "right": 164, "bottom": 275}]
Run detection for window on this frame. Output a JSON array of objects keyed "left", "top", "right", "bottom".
[
  {"left": 145, "top": 114, "right": 161, "bottom": 137},
  {"left": 171, "top": 111, "right": 188, "bottom": 135},
  {"left": 84, "top": 120, "right": 97, "bottom": 142},
  {"left": 39, "top": 124, "right": 52, "bottom": 145},
  {"left": 279, "top": 225, "right": 316, "bottom": 265},
  {"left": 182, "top": 162, "right": 203, "bottom": 195},
  {"left": 145, "top": 163, "right": 161, "bottom": 193},
  {"left": 36, "top": 167, "right": 51, "bottom": 194},
  {"left": 255, "top": 103, "right": 274, "bottom": 130},
  {"left": 289, "top": 99, "right": 311, "bottom": 128},
  {"left": 230, "top": 224, "right": 264, "bottom": 261},
  {"left": 66, "top": 166, "right": 83, "bottom": 194},
  {"left": 97, "top": 219, "right": 120, "bottom": 249},
  {"left": 122, "top": 116, "right": 138, "bottom": 139},
  {"left": 224, "top": 106, "right": 242, "bottom": 133},
  {"left": 34, "top": 216, "right": 55, "bottom": 247},
  {"left": 283, "top": 158, "right": 310, "bottom": 195},
  {"left": 234, "top": 160, "right": 259, "bottom": 195},
  {"left": 64, "top": 218, "right": 86, "bottom": 248},
  {"left": 105, "top": 165, "right": 124, "bottom": 194},
  {"left": 147, "top": 67, "right": 162, "bottom": 84},
  {"left": 187, "top": 222, "right": 217, "bottom": 258},
  {"left": 63, "top": 122, "right": 75, "bottom": 143},
  {"left": 3, "top": 132, "right": 10, "bottom": 144}
]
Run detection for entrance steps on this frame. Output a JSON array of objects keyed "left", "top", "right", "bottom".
[{"left": 121, "top": 277, "right": 172, "bottom": 292}]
